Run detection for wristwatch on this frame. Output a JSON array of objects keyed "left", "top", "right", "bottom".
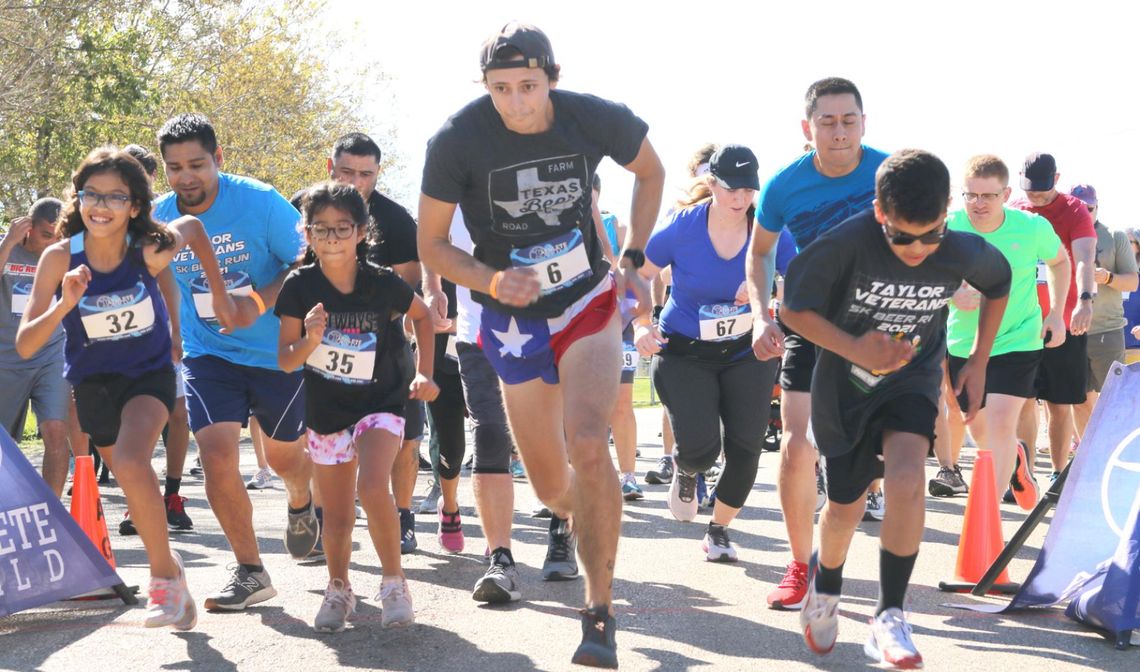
[
  {"left": 1079, "top": 291, "right": 1096, "bottom": 302},
  {"left": 621, "top": 248, "right": 645, "bottom": 269}
]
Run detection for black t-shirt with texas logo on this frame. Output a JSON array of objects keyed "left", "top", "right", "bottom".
[
  {"left": 275, "top": 262, "right": 415, "bottom": 435},
  {"left": 421, "top": 89, "right": 649, "bottom": 318},
  {"left": 782, "top": 209, "right": 1011, "bottom": 457}
]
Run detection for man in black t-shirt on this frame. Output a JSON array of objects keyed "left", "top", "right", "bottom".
[
  {"left": 782, "top": 150, "right": 1010, "bottom": 668},
  {"left": 418, "top": 22, "right": 665, "bottom": 668}
]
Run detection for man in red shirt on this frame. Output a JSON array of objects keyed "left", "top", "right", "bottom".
[{"left": 1012, "top": 153, "right": 1096, "bottom": 483}]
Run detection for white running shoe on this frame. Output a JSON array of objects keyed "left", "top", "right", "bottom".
[{"left": 864, "top": 607, "right": 924, "bottom": 669}]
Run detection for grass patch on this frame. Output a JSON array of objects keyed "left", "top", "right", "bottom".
[{"left": 632, "top": 375, "right": 659, "bottom": 408}]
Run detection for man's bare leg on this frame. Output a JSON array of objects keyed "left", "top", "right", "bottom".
[{"left": 778, "top": 391, "right": 816, "bottom": 565}]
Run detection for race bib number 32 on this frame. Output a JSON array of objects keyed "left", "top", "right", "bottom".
[
  {"left": 79, "top": 281, "right": 157, "bottom": 342},
  {"left": 306, "top": 330, "right": 377, "bottom": 385},
  {"left": 698, "top": 303, "right": 752, "bottom": 342},
  {"left": 509, "top": 229, "right": 592, "bottom": 295}
]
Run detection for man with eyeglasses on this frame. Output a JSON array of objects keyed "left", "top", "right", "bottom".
[
  {"left": 942, "top": 155, "right": 1067, "bottom": 503},
  {"left": 784, "top": 150, "right": 1010, "bottom": 668},
  {"left": 1069, "top": 185, "right": 1138, "bottom": 465},
  {"left": 1010, "top": 153, "right": 1096, "bottom": 486}
]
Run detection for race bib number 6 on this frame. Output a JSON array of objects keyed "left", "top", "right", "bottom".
[
  {"left": 698, "top": 303, "right": 752, "bottom": 342},
  {"left": 509, "top": 229, "right": 592, "bottom": 295},
  {"left": 306, "top": 330, "right": 377, "bottom": 385}
]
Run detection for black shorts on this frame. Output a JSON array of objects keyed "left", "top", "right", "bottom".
[
  {"left": 824, "top": 394, "right": 937, "bottom": 505},
  {"left": 74, "top": 365, "right": 177, "bottom": 448},
  {"left": 947, "top": 349, "right": 1042, "bottom": 410},
  {"left": 1035, "top": 332, "right": 1088, "bottom": 405},
  {"left": 778, "top": 317, "right": 816, "bottom": 393}
]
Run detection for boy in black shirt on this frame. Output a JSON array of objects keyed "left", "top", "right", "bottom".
[{"left": 781, "top": 150, "right": 1011, "bottom": 668}]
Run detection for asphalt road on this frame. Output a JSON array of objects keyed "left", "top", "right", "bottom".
[{"left": 1, "top": 407, "right": 1133, "bottom": 671}]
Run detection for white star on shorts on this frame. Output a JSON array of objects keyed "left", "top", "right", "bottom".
[{"left": 492, "top": 317, "right": 533, "bottom": 358}]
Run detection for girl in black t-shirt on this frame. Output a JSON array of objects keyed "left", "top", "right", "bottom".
[{"left": 276, "top": 182, "right": 438, "bottom": 634}]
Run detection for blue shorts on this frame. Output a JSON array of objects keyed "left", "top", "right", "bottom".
[{"left": 183, "top": 355, "right": 305, "bottom": 441}]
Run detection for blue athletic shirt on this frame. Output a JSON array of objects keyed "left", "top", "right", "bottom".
[
  {"left": 601, "top": 212, "right": 620, "bottom": 257},
  {"left": 61, "top": 235, "right": 172, "bottom": 383},
  {"left": 153, "top": 173, "right": 304, "bottom": 370},
  {"left": 646, "top": 202, "right": 751, "bottom": 351},
  {"left": 757, "top": 146, "right": 889, "bottom": 250}
]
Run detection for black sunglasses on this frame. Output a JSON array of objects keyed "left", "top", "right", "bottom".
[{"left": 883, "top": 222, "right": 947, "bottom": 246}]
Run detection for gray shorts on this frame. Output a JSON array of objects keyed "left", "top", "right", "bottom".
[
  {"left": 0, "top": 359, "right": 70, "bottom": 438},
  {"left": 1087, "top": 329, "right": 1126, "bottom": 393},
  {"left": 456, "top": 341, "right": 513, "bottom": 474}
]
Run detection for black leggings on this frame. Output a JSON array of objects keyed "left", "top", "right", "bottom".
[
  {"left": 651, "top": 352, "right": 778, "bottom": 509},
  {"left": 427, "top": 369, "right": 467, "bottom": 480}
]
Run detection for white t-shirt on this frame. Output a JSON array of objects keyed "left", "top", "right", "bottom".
[{"left": 452, "top": 210, "right": 482, "bottom": 344}]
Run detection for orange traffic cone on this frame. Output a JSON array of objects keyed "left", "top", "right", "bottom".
[
  {"left": 938, "top": 449, "right": 1019, "bottom": 594},
  {"left": 70, "top": 455, "right": 116, "bottom": 569}
]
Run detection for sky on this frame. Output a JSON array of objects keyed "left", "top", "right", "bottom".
[{"left": 324, "top": 0, "right": 1138, "bottom": 230}]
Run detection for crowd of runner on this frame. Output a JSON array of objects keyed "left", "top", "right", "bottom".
[{"left": 4, "top": 21, "right": 1139, "bottom": 671}]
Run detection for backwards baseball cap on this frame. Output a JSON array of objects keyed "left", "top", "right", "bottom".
[
  {"left": 709, "top": 145, "right": 760, "bottom": 191},
  {"left": 1021, "top": 152, "right": 1057, "bottom": 192},
  {"left": 480, "top": 22, "right": 556, "bottom": 72},
  {"left": 1071, "top": 183, "right": 1098, "bottom": 207}
]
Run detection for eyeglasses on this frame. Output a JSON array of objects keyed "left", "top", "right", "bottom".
[
  {"left": 962, "top": 192, "right": 1003, "bottom": 204},
  {"left": 77, "top": 190, "right": 132, "bottom": 210},
  {"left": 883, "top": 221, "right": 947, "bottom": 246},
  {"left": 308, "top": 224, "right": 356, "bottom": 240}
]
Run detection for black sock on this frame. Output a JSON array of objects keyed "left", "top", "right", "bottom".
[
  {"left": 490, "top": 546, "right": 514, "bottom": 566},
  {"left": 240, "top": 563, "right": 264, "bottom": 575},
  {"left": 287, "top": 499, "right": 312, "bottom": 515},
  {"left": 815, "top": 560, "right": 844, "bottom": 596},
  {"left": 877, "top": 547, "right": 918, "bottom": 615},
  {"left": 164, "top": 477, "right": 181, "bottom": 498}
]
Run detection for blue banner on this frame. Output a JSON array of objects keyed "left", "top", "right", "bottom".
[
  {"left": 1010, "top": 362, "right": 1140, "bottom": 611},
  {"left": 0, "top": 428, "right": 122, "bottom": 617}
]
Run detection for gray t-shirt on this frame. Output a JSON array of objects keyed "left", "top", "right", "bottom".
[
  {"left": 1091, "top": 221, "right": 1138, "bottom": 335},
  {"left": 1, "top": 242, "right": 64, "bottom": 367}
]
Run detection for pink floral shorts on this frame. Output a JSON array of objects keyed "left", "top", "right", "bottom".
[{"left": 305, "top": 412, "right": 405, "bottom": 466}]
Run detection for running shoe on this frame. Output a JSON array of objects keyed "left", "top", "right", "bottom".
[
  {"left": 438, "top": 509, "right": 464, "bottom": 553},
  {"left": 620, "top": 473, "right": 644, "bottom": 501},
  {"left": 399, "top": 508, "right": 418, "bottom": 554},
  {"left": 313, "top": 578, "right": 355, "bottom": 633},
  {"left": 767, "top": 560, "right": 809, "bottom": 610},
  {"left": 284, "top": 500, "right": 320, "bottom": 559},
  {"left": 203, "top": 563, "right": 277, "bottom": 611},
  {"left": 119, "top": 511, "right": 137, "bottom": 536},
  {"left": 188, "top": 457, "right": 204, "bottom": 478},
  {"left": 928, "top": 465, "right": 968, "bottom": 497},
  {"left": 472, "top": 549, "right": 521, "bottom": 603},
  {"left": 800, "top": 554, "right": 840, "bottom": 655},
  {"left": 571, "top": 605, "right": 618, "bottom": 669},
  {"left": 416, "top": 479, "right": 441, "bottom": 515},
  {"left": 144, "top": 551, "right": 196, "bottom": 630},
  {"left": 864, "top": 607, "right": 924, "bottom": 669},
  {"left": 702, "top": 523, "right": 738, "bottom": 562},
  {"left": 1010, "top": 440, "right": 1039, "bottom": 511},
  {"left": 245, "top": 467, "right": 272, "bottom": 490},
  {"left": 509, "top": 457, "right": 526, "bottom": 479},
  {"left": 378, "top": 576, "right": 414, "bottom": 627},
  {"left": 542, "top": 516, "right": 579, "bottom": 581},
  {"left": 644, "top": 455, "right": 673, "bottom": 484},
  {"left": 668, "top": 463, "right": 699, "bottom": 522},
  {"left": 307, "top": 507, "right": 325, "bottom": 561},
  {"left": 165, "top": 494, "right": 193, "bottom": 531},
  {"left": 863, "top": 490, "right": 886, "bottom": 522}
]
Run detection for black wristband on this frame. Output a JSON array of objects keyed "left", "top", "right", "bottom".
[{"left": 652, "top": 304, "right": 663, "bottom": 323}]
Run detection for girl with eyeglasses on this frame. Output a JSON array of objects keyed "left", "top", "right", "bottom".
[
  {"left": 276, "top": 181, "right": 438, "bottom": 633},
  {"left": 16, "top": 146, "right": 236, "bottom": 630}
]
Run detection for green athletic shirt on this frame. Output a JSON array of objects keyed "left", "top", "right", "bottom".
[{"left": 946, "top": 207, "right": 1061, "bottom": 358}]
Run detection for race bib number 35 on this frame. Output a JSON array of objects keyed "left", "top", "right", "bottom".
[
  {"left": 306, "top": 330, "right": 377, "bottom": 385},
  {"left": 698, "top": 303, "right": 752, "bottom": 342},
  {"left": 79, "top": 281, "right": 157, "bottom": 342},
  {"left": 509, "top": 229, "right": 592, "bottom": 295}
]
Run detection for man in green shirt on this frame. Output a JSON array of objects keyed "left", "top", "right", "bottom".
[
  {"left": 1069, "top": 184, "right": 1138, "bottom": 453},
  {"left": 945, "top": 155, "right": 1069, "bottom": 502}
]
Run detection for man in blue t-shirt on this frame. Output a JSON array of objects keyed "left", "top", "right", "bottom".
[
  {"left": 153, "top": 113, "right": 316, "bottom": 611},
  {"left": 745, "top": 77, "right": 889, "bottom": 611}
]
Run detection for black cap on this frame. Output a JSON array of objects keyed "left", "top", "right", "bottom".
[
  {"left": 480, "top": 22, "right": 556, "bottom": 72},
  {"left": 1021, "top": 152, "right": 1057, "bottom": 192},
  {"left": 709, "top": 145, "right": 760, "bottom": 190}
]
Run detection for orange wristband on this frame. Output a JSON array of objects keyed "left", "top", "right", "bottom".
[
  {"left": 488, "top": 271, "right": 504, "bottom": 300},
  {"left": 247, "top": 289, "right": 267, "bottom": 316}
]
